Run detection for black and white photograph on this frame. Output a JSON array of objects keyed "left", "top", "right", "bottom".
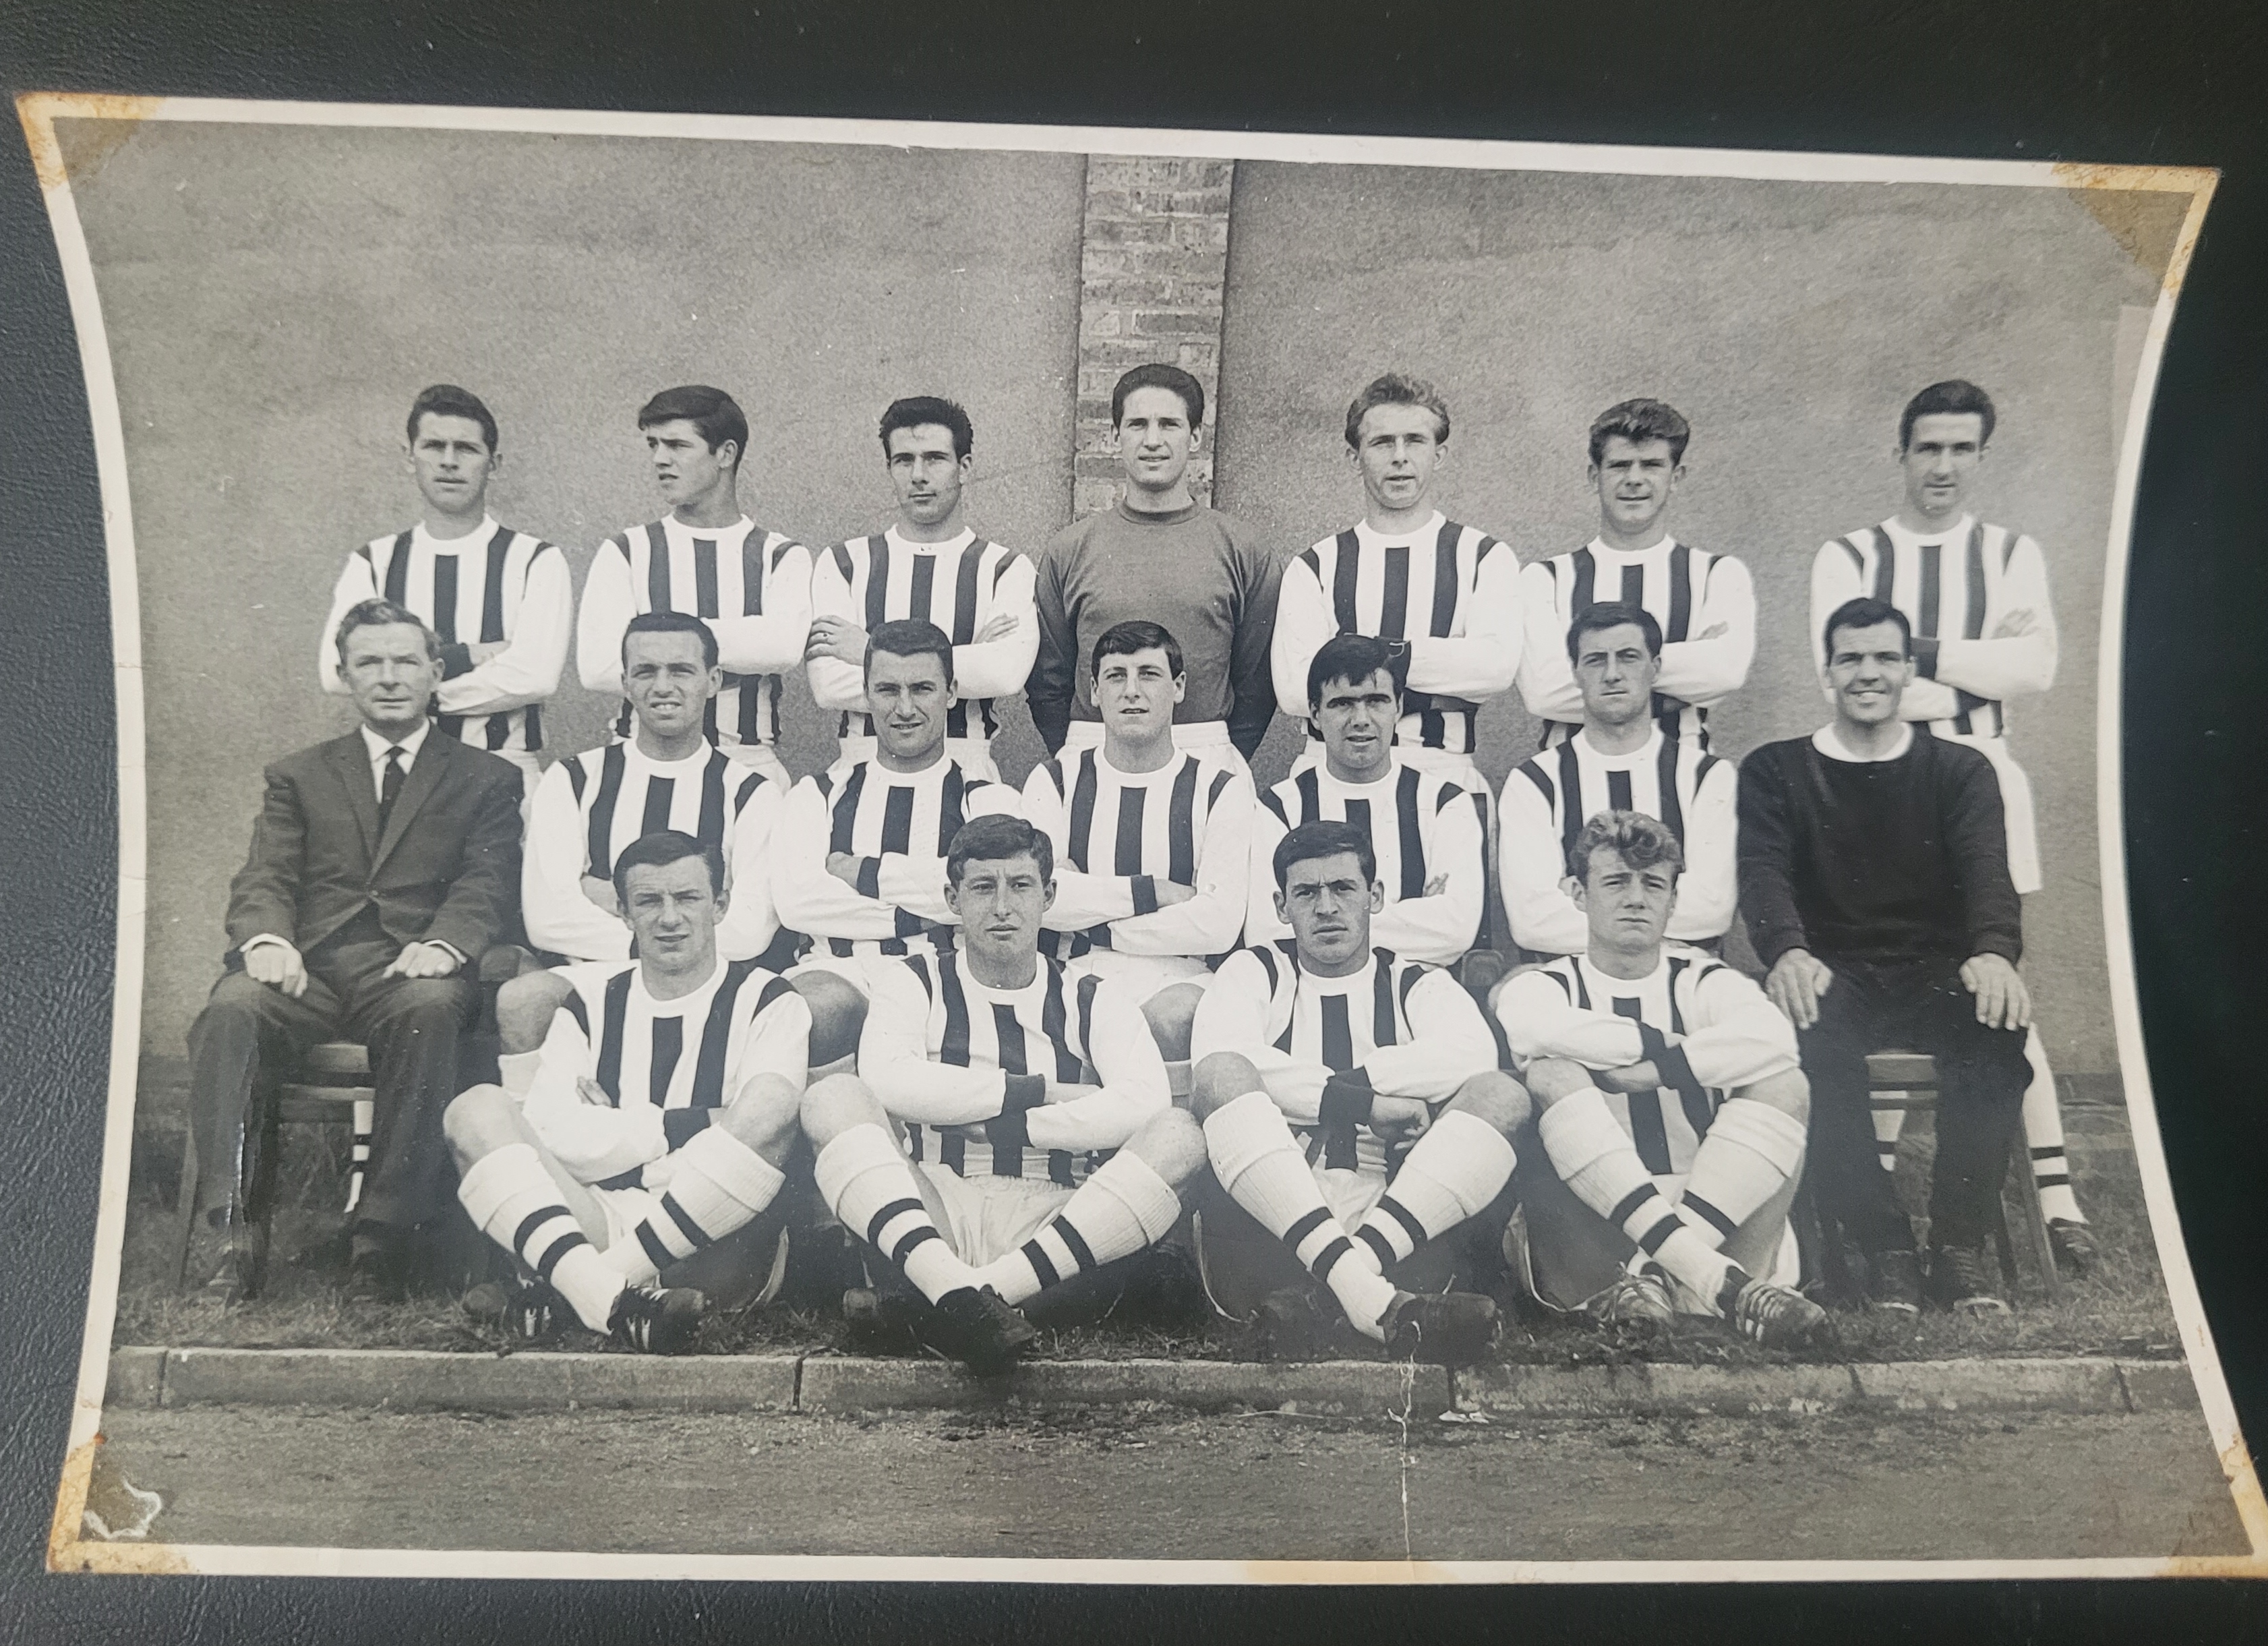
[{"left": 20, "top": 92, "right": 2257, "bottom": 1581}]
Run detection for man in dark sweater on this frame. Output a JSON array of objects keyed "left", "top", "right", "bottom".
[{"left": 1737, "top": 597, "right": 2031, "bottom": 1315}]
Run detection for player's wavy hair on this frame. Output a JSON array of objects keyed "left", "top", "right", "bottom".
[
  {"left": 1273, "top": 819, "right": 1377, "bottom": 892},
  {"left": 1567, "top": 809, "right": 1684, "bottom": 885},
  {"left": 1565, "top": 599, "right": 1663, "bottom": 664},
  {"left": 334, "top": 598, "right": 441, "bottom": 668},
  {"left": 407, "top": 384, "right": 498, "bottom": 452},
  {"left": 1110, "top": 363, "right": 1205, "bottom": 430},
  {"left": 879, "top": 396, "right": 974, "bottom": 461},
  {"left": 1899, "top": 380, "right": 1996, "bottom": 451},
  {"left": 1344, "top": 372, "right": 1450, "bottom": 449},
  {"left": 865, "top": 618, "right": 956, "bottom": 686},
  {"left": 946, "top": 813, "right": 1054, "bottom": 887},
  {"left": 638, "top": 384, "right": 748, "bottom": 467},
  {"left": 612, "top": 829, "right": 726, "bottom": 902},
  {"left": 1822, "top": 597, "right": 1913, "bottom": 662},
  {"left": 1307, "top": 633, "right": 1406, "bottom": 710},
  {"left": 1092, "top": 619, "right": 1185, "bottom": 682},
  {"left": 1587, "top": 398, "right": 1690, "bottom": 466},
  {"left": 622, "top": 609, "right": 719, "bottom": 671}
]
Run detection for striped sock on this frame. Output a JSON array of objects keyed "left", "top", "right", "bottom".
[
  {"left": 1203, "top": 1089, "right": 1397, "bottom": 1339},
  {"left": 603, "top": 1124, "right": 787, "bottom": 1286},
  {"left": 813, "top": 1123, "right": 983, "bottom": 1304},
  {"left": 1679, "top": 1099, "right": 1808, "bottom": 1247},
  {"left": 1352, "top": 1110, "right": 1516, "bottom": 1268},
  {"left": 456, "top": 1142, "right": 622, "bottom": 1332},
  {"left": 976, "top": 1152, "right": 1183, "bottom": 1307},
  {"left": 2024, "top": 1030, "right": 2084, "bottom": 1223},
  {"left": 1872, "top": 1101, "right": 1906, "bottom": 1172}
]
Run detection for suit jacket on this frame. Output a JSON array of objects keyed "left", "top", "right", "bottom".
[{"left": 223, "top": 730, "right": 525, "bottom": 966}]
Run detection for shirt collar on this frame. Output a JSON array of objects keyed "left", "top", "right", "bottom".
[
  {"left": 1584, "top": 531, "right": 1674, "bottom": 559},
  {"left": 362, "top": 721, "right": 432, "bottom": 767},
  {"left": 414, "top": 515, "right": 499, "bottom": 550},
  {"left": 1812, "top": 722, "right": 1914, "bottom": 763},
  {"left": 884, "top": 525, "right": 976, "bottom": 554}
]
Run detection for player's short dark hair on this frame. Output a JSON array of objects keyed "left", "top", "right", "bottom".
[
  {"left": 878, "top": 396, "right": 974, "bottom": 461},
  {"left": 1344, "top": 372, "right": 1450, "bottom": 450},
  {"left": 638, "top": 385, "right": 748, "bottom": 466},
  {"left": 945, "top": 813, "right": 1054, "bottom": 887},
  {"left": 1587, "top": 398, "right": 1690, "bottom": 467},
  {"left": 1307, "top": 633, "right": 1404, "bottom": 710},
  {"left": 407, "top": 384, "right": 498, "bottom": 452},
  {"left": 1899, "top": 379, "right": 1996, "bottom": 450},
  {"left": 1273, "top": 819, "right": 1377, "bottom": 892},
  {"left": 1111, "top": 363, "right": 1205, "bottom": 430},
  {"left": 1091, "top": 619, "right": 1185, "bottom": 682},
  {"left": 1568, "top": 809, "right": 1685, "bottom": 885},
  {"left": 622, "top": 609, "right": 719, "bottom": 672},
  {"left": 334, "top": 597, "right": 440, "bottom": 666},
  {"left": 612, "top": 829, "right": 725, "bottom": 903},
  {"left": 1565, "top": 599, "right": 1663, "bottom": 664},
  {"left": 865, "top": 617, "right": 955, "bottom": 685},
  {"left": 1822, "top": 596, "right": 1913, "bottom": 661}
]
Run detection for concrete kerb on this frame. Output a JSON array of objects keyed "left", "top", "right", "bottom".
[{"left": 105, "top": 1346, "right": 2203, "bottom": 1420}]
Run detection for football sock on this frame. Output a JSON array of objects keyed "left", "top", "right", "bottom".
[
  {"left": 1352, "top": 1109, "right": 1516, "bottom": 1268},
  {"left": 498, "top": 1051, "right": 543, "bottom": 1103},
  {"left": 2023, "top": 1027, "right": 2085, "bottom": 1223},
  {"left": 1536, "top": 1089, "right": 1747, "bottom": 1318},
  {"left": 1678, "top": 1098, "right": 1808, "bottom": 1247},
  {"left": 602, "top": 1125, "right": 787, "bottom": 1287},
  {"left": 812, "top": 1123, "right": 983, "bottom": 1305},
  {"left": 1203, "top": 1088, "right": 1397, "bottom": 1339},
  {"left": 975, "top": 1151, "right": 1183, "bottom": 1307},
  {"left": 456, "top": 1142, "right": 622, "bottom": 1332},
  {"left": 1872, "top": 1101, "right": 1906, "bottom": 1173}
]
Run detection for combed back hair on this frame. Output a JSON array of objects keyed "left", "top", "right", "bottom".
[
  {"left": 407, "top": 384, "right": 498, "bottom": 451},
  {"left": 1273, "top": 819, "right": 1377, "bottom": 892},
  {"left": 946, "top": 813, "right": 1054, "bottom": 886},
  {"left": 1092, "top": 618, "right": 1185, "bottom": 681},
  {"left": 1110, "top": 362, "right": 1205, "bottom": 430},
  {"left": 878, "top": 395, "right": 974, "bottom": 461},
  {"left": 335, "top": 597, "right": 440, "bottom": 666},
  {"left": 1568, "top": 809, "right": 1685, "bottom": 885},
  {"left": 1344, "top": 372, "right": 1450, "bottom": 449},
  {"left": 1899, "top": 379, "right": 1996, "bottom": 450},
  {"left": 1565, "top": 599, "right": 1664, "bottom": 664},
  {"left": 1587, "top": 397, "right": 1691, "bottom": 466},
  {"left": 622, "top": 609, "right": 719, "bottom": 672},
  {"left": 1822, "top": 596, "right": 1913, "bottom": 662},
  {"left": 865, "top": 617, "right": 955, "bottom": 684},
  {"left": 637, "top": 385, "right": 748, "bottom": 463},
  {"left": 611, "top": 829, "right": 726, "bottom": 902},
  {"left": 1307, "top": 632, "right": 1404, "bottom": 709}
]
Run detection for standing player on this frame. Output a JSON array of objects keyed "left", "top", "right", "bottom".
[
  {"left": 1516, "top": 399, "right": 1755, "bottom": 748},
  {"left": 801, "top": 815, "right": 1209, "bottom": 1372},
  {"left": 1270, "top": 373, "right": 1521, "bottom": 787},
  {"left": 1022, "top": 621, "right": 1253, "bottom": 1053},
  {"left": 1189, "top": 821, "right": 1526, "bottom": 1363},
  {"left": 318, "top": 384, "right": 571, "bottom": 794},
  {"left": 1029, "top": 364, "right": 1281, "bottom": 770},
  {"left": 576, "top": 385, "right": 812, "bottom": 788},
  {"left": 806, "top": 397, "right": 1036, "bottom": 780},
  {"left": 1808, "top": 380, "right": 2091, "bottom": 1273},
  {"left": 1499, "top": 603, "right": 1737, "bottom": 958},
  {"left": 1245, "top": 635, "right": 1488, "bottom": 968},
  {"left": 1494, "top": 812, "right": 1825, "bottom": 1344},
  {"left": 443, "top": 831, "right": 809, "bottom": 1354}
]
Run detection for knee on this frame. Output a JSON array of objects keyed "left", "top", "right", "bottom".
[
  {"left": 799, "top": 1071, "right": 878, "bottom": 1147},
  {"left": 1743, "top": 1066, "right": 1810, "bottom": 1123},
  {"left": 1520, "top": 1057, "right": 1596, "bottom": 1108},
  {"left": 1130, "top": 1105, "right": 1208, "bottom": 1189},
  {"left": 1141, "top": 983, "right": 1205, "bottom": 1062},
  {"left": 496, "top": 970, "right": 572, "bottom": 1053},
  {"left": 719, "top": 1088, "right": 801, "bottom": 1161},
  {"left": 794, "top": 974, "right": 868, "bottom": 1063},
  {"left": 1450, "top": 1069, "right": 1531, "bottom": 1135},
  {"left": 389, "top": 976, "right": 474, "bottom": 1028},
  {"left": 198, "top": 970, "right": 274, "bottom": 1028},
  {"left": 1189, "top": 1051, "right": 1260, "bottom": 1120},
  {"left": 442, "top": 1083, "right": 513, "bottom": 1166}
]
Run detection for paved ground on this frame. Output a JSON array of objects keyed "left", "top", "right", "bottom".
[{"left": 99, "top": 1403, "right": 2248, "bottom": 1563}]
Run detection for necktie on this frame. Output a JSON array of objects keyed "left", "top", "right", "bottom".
[{"left": 378, "top": 746, "right": 407, "bottom": 828}]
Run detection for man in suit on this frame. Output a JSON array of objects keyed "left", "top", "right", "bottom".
[{"left": 185, "top": 597, "right": 525, "bottom": 1300}]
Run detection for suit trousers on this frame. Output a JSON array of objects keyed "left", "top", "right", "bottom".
[{"left": 185, "top": 932, "right": 477, "bottom": 1232}]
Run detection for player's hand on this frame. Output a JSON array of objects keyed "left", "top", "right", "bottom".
[
  {"left": 580, "top": 874, "right": 622, "bottom": 916},
  {"left": 1960, "top": 953, "right": 2031, "bottom": 1030},
  {"left": 641, "top": 1155, "right": 677, "bottom": 1192},
  {"left": 805, "top": 616, "right": 869, "bottom": 666},
  {"left": 383, "top": 941, "right": 462, "bottom": 979},
  {"left": 467, "top": 640, "right": 509, "bottom": 665},
  {"left": 1696, "top": 620, "right": 1729, "bottom": 641},
  {"left": 575, "top": 1076, "right": 612, "bottom": 1107},
  {"left": 1153, "top": 881, "right": 1197, "bottom": 908},
  {"left": 827, "top": 852, "right": 866, "bottom": 888},
  {"left": 1422, "top": 873, "right": 1450, "bottom": 898},
  {"left": 243, "top": 941, "right": 308, "bottom": 999},
  {"left": 1992, "top": 608, "right": 2039, "bottom": 639},
  {"left": 1765, "top": 948, "right": 1834, "bottom": 1030},
  {"left": 974, "top": 612, "right": 1019, "bottom": 644},
  {"left": 1596, "top": 1062, "right": 1663, "bottom": 1094},
  {"left": 1369, "top": 1094, "right": 1431, "bottom": 1131}
]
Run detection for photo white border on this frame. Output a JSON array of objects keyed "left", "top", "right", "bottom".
[{"left": 20, "top": 90, "right": 2252, "bottom": 1582}]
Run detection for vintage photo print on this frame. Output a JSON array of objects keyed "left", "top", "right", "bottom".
[{"left": 20, "top": 92, "right": 2254, "bottom": 1581}]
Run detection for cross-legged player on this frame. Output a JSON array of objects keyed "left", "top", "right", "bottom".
[
  {"left": 1189, "top": 821, "right": 1526, "bottom": 1364},
  {"left": 1493, "top": 811, "right": 1827, "bottom": 1346},
  {"left": 1021, "top": 620, "right": 1253, "bottom": 1058},
  {"left": 1245, "top": 633, "right": 1487, "bottom": 969},
  {"left": 806, "top": 396, "right": 1036, "bottom": 782},
  {"left": 443, "top": 831, "right": 810, "bottom": 1354}
]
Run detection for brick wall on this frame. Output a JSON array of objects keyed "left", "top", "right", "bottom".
[{"left": 1073, "top": 155, "right": 1236, "bottom": 515}]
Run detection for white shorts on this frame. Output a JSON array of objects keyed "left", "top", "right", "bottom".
[
  {"left": 1067, "top": 949, "right": 1213, "bottom": 1001},
  {"left": 917, "top": 1161, "right": 1072, "bottom": 1267},
  {"left": 1060, "top": 717, "right": 1244, "bottom": 775},
  {"left": 719, "top": 740, "right": 794, "bottom": 792},
  {"left": 785, "top": 951, "right": 878, "bottom": 1001},
  {"left": 1946, "top": 734, "right": 2041, "bottom": 895},
  {"left": 1314, "top": 1161, "right": 1392, "bottom": 1228}
]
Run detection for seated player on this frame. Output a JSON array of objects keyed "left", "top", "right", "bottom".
[
  {"left": 1493, "top": 812, "right": 1826, "bottom": 1347},
  {"left": 1246, "top": 633, "right": 1487, "bottom": 968},
  {"left": 443, "top": 831, "right": 810, "bottom": 1355},
  {"left": 1022, "top": 620, "right": 1253, "bottom": 1055},
  {"left": 1189, "top": 820, "right": 1526, "bottom": 1364},
  {"left": 1500, "top": 601, "right": 1736, "bottom": 958},
  {"left": 772, "top": 618, "right": 1020, "bottom": 1063},
  {"left": 501, "top": 612, "right": 786, "bottom": 1096},
  {"left": 801, "top": 815, "right": 1208, "bottom": 1373}
]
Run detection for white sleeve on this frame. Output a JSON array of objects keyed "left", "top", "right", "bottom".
[
  {"left": 1104, "top": 770, "right": 1253, "bottom": 958},
  {"left": 1189, "top": 951, "right": 1326, "bottom": 1122},
  {"left": 855, "top": 961, "right": 1008, "bottom": 1123},
  {"left": 1270, "top": 554, "right": 1337, "bottom": 722},
  {"left": 1494, "top": 970, "right": 1646, "bottom": 1070},
  {"left": 1514, "top": 558, "right": 1583, "bottom": 724},
  {"left": 1664, "top": 758, "right": 1738, "bottom": 944},
  {"left": 1405, "top": 539, "right": 1522, "bottom": 703},
  {"left": 1360, "top": 968, "right": 1496, "bottom": 1100},
  {"left": 716, "top": 777, "right": 785, "bottom": 962},
  {"left": 523, "top": 1001, "right": 667, "bottom": 1183},
  {"left": 434, "top": 546, "right": 573, "bottom": 715},
  {"left": 770, "top": 778, "right": 903, "bottom": 941},
  {"left": 1244, "top": 795, "right": 1292, "bottom": 949},
  {"left": 806, "top": 545, "right": 866, "bottom": 713},
  {"left": 1025, "top": 980, "right": 1173, "bottom": 1153},
  {"left": 951, "top": 553, "right": 1039, "bottom": 702},
  {"left": 1929, "top": 534, "right": 2058, "bottom": 703},
  {"left": 1023, "top": 765, "right": 1139, "bottom": 929},
  {"left": 1651, "top": 553, "right": 1754, "bottom": 710},
  {"left": 1372, "top": 784, "right": 1487, "bottom": 967},
  {"left": 874, "top": 783, "right": 1023, "bottom": 922},
  {"left": 709, "top": 540, "right": 814, "bottom": 676},
  {"left": 522, "top": 763, "right": 630, "bottom": 962},
  {"left": 1808, "top": 539, "right": 1868, "bottom": 701},
  {"left": 721, "top": 984, "right": 814, "bottom": 1103},
  {"left": 576, "top": 539, "right": 636, "bottom": 695},
  {"left": 1497, "top": 767, "right": 1587, "bottom": 956},
  {"left": 1672, "top": 966, "right": 1799, "bottom": 1090},
  {"left": 316, "top": 550, "right": 378, "bottom": 696}
]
